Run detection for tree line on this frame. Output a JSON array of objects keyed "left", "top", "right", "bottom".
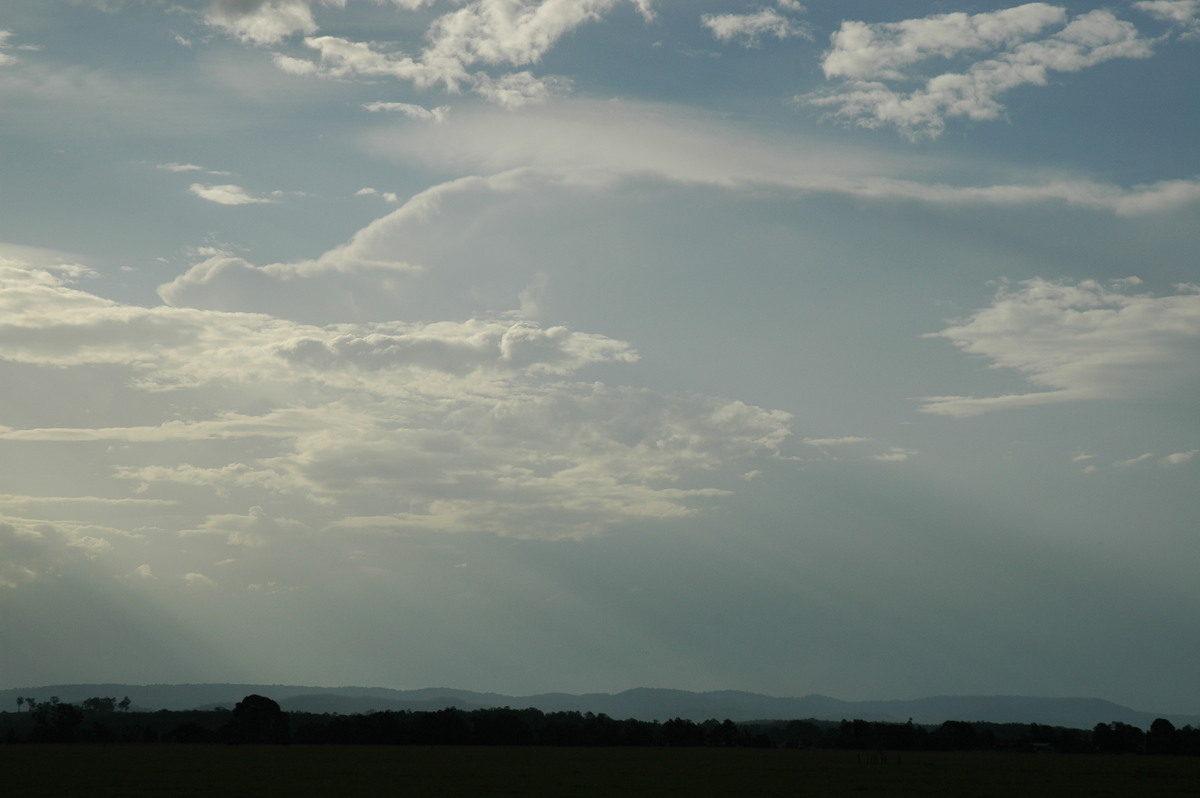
[{"left": 4, "top": 694, "right": 1200, "bottom": 754}]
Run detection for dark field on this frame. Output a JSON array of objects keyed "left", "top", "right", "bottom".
[{"left": 5, "top": 745, "right": 1200, "bottom": 797}]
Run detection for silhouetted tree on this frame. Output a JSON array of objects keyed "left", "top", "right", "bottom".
[
  {"left": 29, "top": 700, "right": 84, "bottom": 742},
  {"left": 119, "top": 696, "right": 132, "bottom": 712},
  {"left": 82, "top": 697, "right": 117, "bottom": 712},
  {"left": 223, "top": 695, "right": 289, "bottom": 744},
  {"left": 1149, "top": 718, "right": 1178, "bottom": 755},
  {"left": 15, "top": 697, "right": 23, "bottom": 713}
]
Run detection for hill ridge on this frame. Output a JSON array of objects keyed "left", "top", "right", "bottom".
[{"left": 2, "top": 684, "right": 1194, "bottom": 729}]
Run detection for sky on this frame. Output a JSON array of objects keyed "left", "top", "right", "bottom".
[{"left": 1, "top": 0, "right": 1198, "bottom": 713}]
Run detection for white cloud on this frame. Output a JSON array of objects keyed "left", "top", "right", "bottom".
[
  {"left": 362, "top": 101, "right": 450, "bottom": 122},
  {"left": 0, "top": 258, "right": 793, "bottom": 541},
  {"left": 703, "top": 8, "right": 810, "bottom": 47},
  {"left": 257, "top": 0, "right": 653, "bottom": 106},
  {"left": 188, "top": 183, "right": 276, "bottom": 205},
  {"left": 160, "top": 162, "right": 234, "bottom": 177},
  {"left": 355, "top": 187, "right": 400, "bottom": 202},
  {"left": 204, "top": 0, "right": 319, "bottom": 45},
  {"left": 420, "top": 0, "right": 652, "bottom": 81},
  {"left": 1160, "top": 449, "right": 1198, "bottom": 466},
  {"left": 0, "top": 516, "right": 103, "bottom": 588},
  {"left": 472, "top": 70, "right": 570, "bottom": 107},
  {"left": 921, "top": 279, "right": 1200, "bottom": 418},
  {"left": 0, "top": 30, "right": 18, "bottom": 67},
  {"left": 362, "top": 100, "right": 1200, "bottom": 216},
  {"left": 181, "top": 506, "right": 308, "bottom": 548},
  {"left": 820, "top": 4, "right": 1067, "bottom": 81},
  {"left": 1114, "top": 452, "right": 1155, "bottom": 468},
  {"left": 184, "top": 571, "right": 215, "bottom": 587},
  {"left": 1136, "top": 0, "right": 1200, "bottom": 36},
  {"left": 803, "top": 6, "right": 1156, "bottom": 138},
  {"left": 870, "top": 448, "right": 918, "bottom": 463},
  {"left": 802, "top": 436, "right": 872, "bottom": 447}
]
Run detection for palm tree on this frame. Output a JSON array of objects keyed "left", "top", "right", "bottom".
[{"left": 16, "top": 696, "right": 23, "bottom": 713}]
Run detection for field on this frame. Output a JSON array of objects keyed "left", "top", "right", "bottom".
[{"left": 3, "top": 745, "right": 1200, "bottom": 797}]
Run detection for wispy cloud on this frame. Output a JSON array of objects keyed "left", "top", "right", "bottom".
[
  {"left": 362, "top": 101, "right": 450, "bottom": 123},
  {"left": 188, "top": 183, "right": 276, "bottom": 205},
  {"left": 1136, "top": 0, "right": 1200, "bottom": 37},
  {"left": 362, "top": 100, "right": 1200, "bottom": 216},
  {"left": 922, "top": 279, "right": 1200, "bottom": 418},
  {"left": 703, "top": 7, "right": 810, "bottom": 48},
  {"left": 802, "top": 436, "right": 872, "bottom": 447}
]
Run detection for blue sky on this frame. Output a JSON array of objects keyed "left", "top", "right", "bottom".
[{"left": 2, "top": 0, "right": 1199, "bottom": 713}]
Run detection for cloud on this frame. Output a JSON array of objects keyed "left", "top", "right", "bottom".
[
  {"left": 362, "top": 100, "right": 1200, "bottom": 216},
  {"left": 472, "top": 70, "right": 570, "bottom": 108},
  {"left": 0, "top": 519, "right": 60, "bottom": 587},
  {"left": 1136, "top": 0, "right": 1200, "bottom": 36},
  {"left": 0, "top": 516, "right": 101, "bottom": 588},
  {"left": 184, "top": 572, "right": 215, "bottom": 587},
  {"left": 802, "top": 6, "right": 1156, "bottom": 138},
  {"left": 1114, "top": 452, "right": 1155, "bottom": 468},
  {"left": 870, "top": 448, "right": 919, "bottom": 463},
  {"left": 254, "top": 0, "right": 654, "bottom": 106},
  {"left": 188, "top": 183, "right": 276, "bottom": 205},
  {"left": 0, "top": 30, "right": 18, "bottom": 67},
  {"left": 158, "top": 162, "right": 207, "bottom": 172},
  {"left": 204, "top": 0, "right": 319, "bottom": 45},
  {"left": 703, "top": 8, "right": 810, "bottom": 47},
  {"left": 802, "top": 436, "right": 872, "bottom": 447},
  {"left": 921, "top": 279, "right": 1200, "bottom": 418},
  {"left": 0, "top": 259, "right": 793, "bottom": 541},
  {"left": 355, "top": 187, "right": 399, "bottom": 202},
  {"left": 180, "top": 506, "right": 308, "bottom": 548},
  {"left": 1160, "top": 449, "right": 1198, "bottom": 466},
  {"left": 159, "top": 162, "right": 233, "bottom": 176},
  {"left": 820, "top": 4, "right": 1067, "bottom": 81},
  {"left": 362, "top": 101, "right": 450, "bottom": 123}
]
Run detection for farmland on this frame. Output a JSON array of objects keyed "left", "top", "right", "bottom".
[{"left": 4, "top": 745, "right": 1200, "bottom": 797}]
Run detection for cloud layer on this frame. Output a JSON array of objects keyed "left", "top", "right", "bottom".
[{"left": 0, "top": 254, "right": 792, "bottom": 557}]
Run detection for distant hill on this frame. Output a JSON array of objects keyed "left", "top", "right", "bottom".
[{"left": 2, "top": 684, "right": 1195, "bottom": 730}]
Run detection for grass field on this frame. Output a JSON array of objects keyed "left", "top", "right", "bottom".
[{"left": 3, "top": 745, "right": 1200, "bottom": 797}]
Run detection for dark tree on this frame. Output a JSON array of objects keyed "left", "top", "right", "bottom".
[
  {"left": 119, "top": 696, "right": 132, "bottom": 712},
  {"left": 223, "top": 695, "right": 290, "bottom": 744},
  {"left": 82, "top": 697, "right": 117, "bottom": 712},
  {"left": 1149, "top": 718, "right": 1178, "bottom": 755},
  {"left": 29, "top": 700, "right": 84, "bottom": 742}
]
